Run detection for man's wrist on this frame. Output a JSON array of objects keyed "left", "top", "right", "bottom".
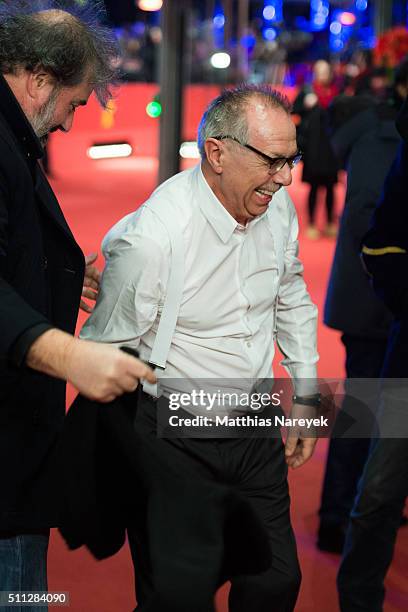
[
  {"left": 26, "top": 328, "right": 77, "bottom": 380},
  {"left": 9, "top": 323, "right": 53, "bottom": 367},
  {"left": 292, "top": 393, "right": 321, "bottom": 408}
]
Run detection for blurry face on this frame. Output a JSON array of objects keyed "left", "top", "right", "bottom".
[
  {"left": 31, "top": 79, "right": 93, "bottom": 144},
  {"left": 313, "top": 61, "right": 331, "bottom": 85},
  {"left": 208, "top": 102, "right": 297, "bottom": 225}
]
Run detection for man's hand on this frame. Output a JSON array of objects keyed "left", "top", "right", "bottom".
[
  {"left": 80, "top": 252, "right": 101, "bottom": 313},
  {"left": 26, "top": 329, "right": 156, "bottom": 403},
  {"left": 285, "top": 403, "right": 318, "bottom": 469}
]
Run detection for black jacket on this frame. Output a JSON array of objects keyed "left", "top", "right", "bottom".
[
  {"left": 293, "top": 88, "right": 338, "bottom": 185},
  {"left": 58, "top": 389, "right": 272, "bottom": 611},
  {"left": 0, "top": 75, "right": 84, "bottom": 531},
  {"left": 362, "top": 140, "right": 408, "bottom": 378},
  {"left": 324, "top": 102, "right": 400, "bottom": 338}
]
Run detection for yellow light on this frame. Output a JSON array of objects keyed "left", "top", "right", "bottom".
[
  {"left": 100, "top": 99, "right": 117, "bottom": 130},
  {"left": 340, "top": 11, "right": 357, "bottom": 26},
  {"left": 87, "top": 144, "right": 133, "bottom": 160},
  {"left": 137, "top": 0, "right": 163, "bottom": 11}
]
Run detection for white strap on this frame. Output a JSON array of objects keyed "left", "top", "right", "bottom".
[
  {"left": 267, "top": 204, "right": 285, "bottom": 338},
  {"left": 267, "top": 204, "right": 284, "bottom": 278},
  {"left": 143, "top": 204, "right": 184, "bottom": 397}
]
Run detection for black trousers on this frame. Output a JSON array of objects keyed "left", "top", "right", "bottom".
[
  {"left": 128, "top": 392, "right": 301, "bottom": 612},
  {"left": 308, "top": 182, "right": 335, "bottom": 224},
  {"left": 337, "top": 437, "right": 408, "bottom": 611},
  {"left": 319, "top": 334, "right": 388, "bottom": 528}
]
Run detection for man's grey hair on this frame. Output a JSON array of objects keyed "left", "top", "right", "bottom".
[
  {"left": 0, "top": 0, "right": 120, "bottom": 106},
  {"left": 197, "top": 83, "right": 292, "bottom": 158}
]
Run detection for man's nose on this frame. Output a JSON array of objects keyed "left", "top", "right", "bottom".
[
  {"left": 271, "top": 162, "right": 293, "bottom": 186},
  {"left": 61, "top": 112, "right": 74, "bottom": 133}
]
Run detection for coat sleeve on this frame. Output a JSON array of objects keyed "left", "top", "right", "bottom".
[{"left": 0, "top": 163, "right": 52, "bottom": 364}]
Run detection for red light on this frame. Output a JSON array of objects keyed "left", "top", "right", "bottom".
[{"left": 339, "top": 12, "right": 356, "bottom": 26}]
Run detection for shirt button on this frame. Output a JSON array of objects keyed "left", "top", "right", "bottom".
[{"left": 246, "top": 341, "right": 252, "bottom": 348}]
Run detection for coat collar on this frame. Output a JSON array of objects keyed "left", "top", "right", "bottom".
[
  {"left": 0, "top": 74, "right": 83, "bottom": 251},
  {"left": 0, "top": 74, "right": 44, "bottom": 163}
]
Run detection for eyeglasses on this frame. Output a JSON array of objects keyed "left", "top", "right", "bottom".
[{"left": 213, "top": 135, "right": 302, "bottom": 174}]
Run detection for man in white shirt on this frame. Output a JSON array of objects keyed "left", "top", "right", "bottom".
[{"left": 81, "top": 84, "right": 319, "bottom": 611}]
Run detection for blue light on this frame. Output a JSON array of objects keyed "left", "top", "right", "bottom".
[
  {"left": 263, "top": 1, "right": 282, "bottom": 24},
  {"left": 132, "top": 22, "right": 146, "bottom": 36},
  {"left": 310, "top": 0, "right": 329, "bottom": 32},
  {"left": 213, "top": 14, "right": 225, "bottom": 28},
  {"left": 213, "top": 3, "right": 225, "bottom": 50},
  {"left": 330, "top": 21, "right": 342, "bottom": 35},
  {"left": 314, "top": 14, "right": 327, "bottom": 26},
  {"left": 263, "top": 27, "right": 277, "bottom": 41},
  {"left": 356, "top": 0, "right": 368, "bottom": 11},
  {"left": 332, "top": 39, "right": 344, "bottom": 50},
  {"left": 241, "top": 34, "right": 257, "bottom": 49},
  {"left": 263, "top": 5, "right": 276, "bottom": 21}
]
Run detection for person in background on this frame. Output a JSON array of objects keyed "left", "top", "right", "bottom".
[
  {"left": 337, "top": 95, "right": 408, "bottom": 612},
  {"left": 0, "top": 1, "right": 155, "bottom": 601},
  {"left": 293, "top": 59, "right": 339, "bottom": 240},
  {"left": 344, "top": 49, "right": 374, "bottom": 95},
  {"left": 141, "top": 26, "right": 162, "bottom": 83},
  {"left": 317, "top": 59, "right": 408, "bottom": 553}
]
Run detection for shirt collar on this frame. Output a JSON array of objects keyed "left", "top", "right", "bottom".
[
  {"left": 0, "top": 74, "right": 44, "bottom": 162},
  {"left": 194, "top": 164, "right": 238, "bottom": 243},
  {"left": 195, "top": 164, "right": 268, "bottom": 242}
]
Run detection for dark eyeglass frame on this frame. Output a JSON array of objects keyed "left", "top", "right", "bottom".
[{"left": 212, "top": 135, "right": 302, "bottom": 174}]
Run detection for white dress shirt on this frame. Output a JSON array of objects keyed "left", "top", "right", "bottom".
[{"left": 81, "top": 164, "right": 318, "bottom": 409}]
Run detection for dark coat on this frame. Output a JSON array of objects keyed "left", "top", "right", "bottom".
[
  {"left": 362, "top": 140, "right": 408, "bottom": 378},
  {"left": 58, "top": 389, "right": 272, "bottom": 611},
  {"left": 0, "top": 75, "right": 84, "bottom": 531},
  {"left": 293, "top": 88, "right": 338, "bottom": 185},
  {"left": 324, "top": 103, "right": 400, "bottom": 338}
]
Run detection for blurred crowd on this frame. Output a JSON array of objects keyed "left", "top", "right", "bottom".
[
  {"left": 115, "top": 20, "right": 385, "bottom": 88},
  {"left": 115, "top": 20, "right": 287, "bottom": 84},
  {"left": 292, "top": 49, "right": 405, "bottom": 240},
  {"left": 116, "top": 23, "right": 163, "bottom": 82}
]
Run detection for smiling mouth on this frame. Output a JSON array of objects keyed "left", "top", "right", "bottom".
[
  {"left": 255, "top": 188, "right": 275, "bottom": 197},
  {"left": 254, "top": 187, "right": 277, "bottom": 205}
]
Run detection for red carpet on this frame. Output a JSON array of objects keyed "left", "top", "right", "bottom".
[{"left": 46, "top": 155, "right": 408, "bottom": 611}]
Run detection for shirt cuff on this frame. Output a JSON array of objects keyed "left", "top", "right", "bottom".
[
  {"left": 288, "top": 365, "right": 318, "bottom": 395},
  {"left": 9, "top": 323, "right": 54, "bottom": 367}
]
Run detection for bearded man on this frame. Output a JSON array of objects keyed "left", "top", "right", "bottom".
[{"left": 0, "top": 1, "right": 154, "bottom": 599}]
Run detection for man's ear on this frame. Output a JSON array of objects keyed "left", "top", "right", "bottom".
[
  {"left": 204, "top": 138, "right": 224, "bottom": 175},
  {"left": 26, "top": 70, "right": 54, "bottom": 104}
]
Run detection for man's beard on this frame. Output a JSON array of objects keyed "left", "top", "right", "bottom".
[{"left": 31, "top": 87, "right": 60, "bottom": 146}]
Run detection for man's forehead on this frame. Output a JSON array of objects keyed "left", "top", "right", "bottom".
[
  {"left": 61, "top": 80, "right": 94, "bottom": 103},
  {"left": 246, "top": 101, "right": 291, "bottom": 124},
  {"left": 247, "top": 106, "right": 296, "bottom": 142}
]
